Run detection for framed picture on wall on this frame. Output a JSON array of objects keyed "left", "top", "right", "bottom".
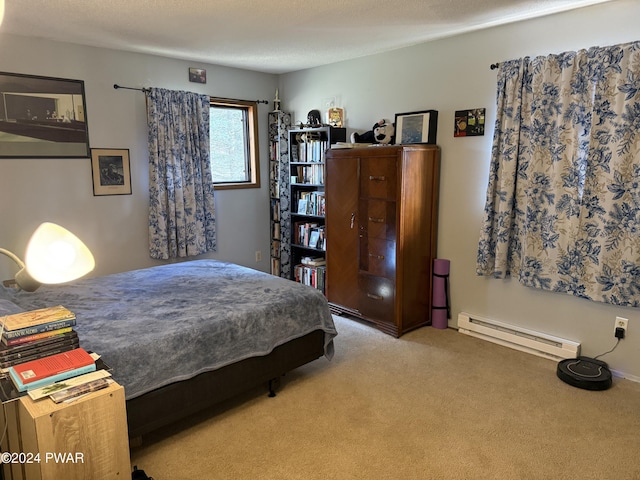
[
  {"left": 0, "top": 71, "right": 91, "bottom": 158},
  {"left": 189, "top": 68, "right": 207, "bottom": 84},
  {"left": 454, "top": 108, "right": 486, "bottom": 137},
  {"left": 91, "top": 148, "right": 132, "bottom": 196},
  {"left": 394, "top": 109, "right": 439, "bottom": 145}
]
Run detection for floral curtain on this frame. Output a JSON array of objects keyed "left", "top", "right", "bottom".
[
  {"left": 147, "top": 88, "right": 217, "bottom": 259},
  {"left": 477, "top": 41, "right": 640, "bottom": 307}
]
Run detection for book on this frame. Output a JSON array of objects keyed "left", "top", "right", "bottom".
[
  {"left": 28, "top": 369, "right": 112, "bottom": 401},
  {"left": 301, "top": 256, "right": 326, "bottom": 266},
  {"left": 50, "top": 378, "right": 112, "bottom": 403},
  {"left": 331, "top": 142, "right": 372, "bottom": 149},
  {"left": 8, "top": 348, "right": 96, "bottom": 392},
  {"left": 1, "top": 318, "right": 77, "bottom": 340},
  {"left": 0, "top": 340, "right": 80, "bottom": 369},
  {"left": 0, "top": 331, "right": 78, "bottom": 358},
  {"left": 0, "top": 305, "right": 75, "bottom": 331},
  {"left": 2, "top": 327, "right": 74, "bottom": 346}
]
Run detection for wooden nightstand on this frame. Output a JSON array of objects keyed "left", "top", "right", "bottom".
[{"left": 0, "top": 382, "right": 130, "bottom": 480}]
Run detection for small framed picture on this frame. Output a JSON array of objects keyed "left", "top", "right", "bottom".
[
  {"left": 327, "top": 107, "right": 344, "bottom": 127},
  {"left": 91, "top": 148, "right": 132, "bottom": 196},
  {"left": 189, "top": 68, "right": 206, "bottom": 84},
  {"left": 394, "top": 110, "right": 438, "bottom": 145},
  {"left": 308, "top": 230, "right": 321, "bottom": 249},
  {"left": 454, "top": 108, "right": 486, "bottom": 137}
]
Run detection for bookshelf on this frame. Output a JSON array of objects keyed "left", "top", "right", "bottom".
[
  {"left": 288, "top": 125, "right": 346, "bottom": 293},
  {"left": 268, "top": 110, "right": 291, "bottom": 278}
]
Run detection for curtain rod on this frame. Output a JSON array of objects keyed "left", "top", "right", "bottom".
[
  {"left": 113, "top": 84, "right": 269, "bottom": 104},
  {"left": 490, "top": 63, "right": 500, "bottom": 70},
  {"left": 113, "top": 84, "right": 151, "bottom": 93}
]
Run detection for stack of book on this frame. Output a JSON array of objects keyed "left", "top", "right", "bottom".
[
  {"left": 294, "top": 257, "right": 327, "bottom": 293},
  {"left": 7, "top": 347, "right": 97, "bottom": 393},
  {"left": 293, "top": 222, "right": 326, "bottom": 250},
  {"left": 0, "top": 305, "right": 104, "bottom": 396},
  {"left": 0, "top": 305, "right": 79, "bottom": 369}
]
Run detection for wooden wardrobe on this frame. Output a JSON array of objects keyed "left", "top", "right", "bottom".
[{"left": 325, "top": 145, "right": 440, "bottom": 337}]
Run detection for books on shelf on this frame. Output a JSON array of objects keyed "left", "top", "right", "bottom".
[
  {"left": 295, "top": 137, "right": 328, "bottom": 163},
  {"left": 272, "top": 221, "right": 281, "bottom": 241},
  {"left": 293, "top": 164, "right": 324, "bottom": 185},
  {"left": 8, "top": 347, "right": 96, "bottom": 392},
  {"left": 301, "top": 256, "right": 326, "bottom": 266},
  {"left": 293, "top": 222, "right": 326, "bottom": 250},
  {"left": 271, "top": 198, "right": 281, "bottom": 222},
  {"left": 270, "top": 257, "right": 281, "bottom": 277},
  {"left": 296, "top": 191, "right": 325, "bottom": 216},
  {"left": 294, "top": 264, "right": 326, "bottom": 292}
]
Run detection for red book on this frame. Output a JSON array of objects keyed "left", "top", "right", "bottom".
[{"left": 9, "top": 348, "right": 94, "bottom": 386}]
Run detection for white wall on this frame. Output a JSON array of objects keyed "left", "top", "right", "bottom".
[
  {"left": 280, "top": 0, "right": 640, "bottom": 379},
  {"left": 0, "top": 34, "right": 277, "bottom": 279},
  {"left": 1, "top": 1, "right": 638, "bottom": 380}
]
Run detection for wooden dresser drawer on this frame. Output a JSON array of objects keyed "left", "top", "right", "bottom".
[
  {"left": 359, "top": 237, "right": 395, "bottom": 278},
  {"left": 358, "top": 275, "right": 395, "bottom": 324},
  {"left": 359, "top": 157, "right": 397, "bottom": 200},
  {"left": 358, "top": 198, "right": 396, "bottom": 240}
]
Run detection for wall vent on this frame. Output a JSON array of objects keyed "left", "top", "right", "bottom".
[{"left": 457, "top": 312, "right": 580, "bottom": 361}]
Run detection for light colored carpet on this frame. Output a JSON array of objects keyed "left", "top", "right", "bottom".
[{"left": 130, "top": 315, "right": 640, "bottom": 479}]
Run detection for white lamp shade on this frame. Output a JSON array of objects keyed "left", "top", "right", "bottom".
[{"left": 24, "top": 222, "right": 95, "bottom": 284}]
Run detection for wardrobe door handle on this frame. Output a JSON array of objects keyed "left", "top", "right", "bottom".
[
  {"left": 350, "top": 212, "right": 355, "bottom": 229},
  {"left": 367, "top": 293, "right": 383, "bottom": 301},
  {"left": 368, "top": 253, "right": 384, "bottom": 260},
  {"left": 368, "top": 217, "right": 384, "bottom": 223},
  {"left": 369, "top": 175, "right": 386, "bottom": 181}
]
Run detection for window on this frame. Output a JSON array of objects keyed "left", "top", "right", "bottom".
[{"left": 209, "top": 98, "right": 260, "bottom": 190}]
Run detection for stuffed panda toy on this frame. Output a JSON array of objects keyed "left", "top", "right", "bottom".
[{"left": 351, "top": 119, "right": 395, "bottom": 144}]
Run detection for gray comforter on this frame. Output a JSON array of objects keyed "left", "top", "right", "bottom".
[{"left": 0, "top": 259, "right": 336, "bottom": 400}]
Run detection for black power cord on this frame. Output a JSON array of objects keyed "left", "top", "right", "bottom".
[{"left": 594, "top": 338, "right": 621, "bottom": 360}]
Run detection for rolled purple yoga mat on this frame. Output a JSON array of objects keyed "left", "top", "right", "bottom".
[{"left": 432, "top": 259, "right": 450, "bottom": 329}]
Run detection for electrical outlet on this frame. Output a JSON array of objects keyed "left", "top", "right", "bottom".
[
  {"left": 614, "top": 316, "right": 628, "bottom": 338},
  {"left": 255, "top": 251, "right": 262, "bottom": 262}
]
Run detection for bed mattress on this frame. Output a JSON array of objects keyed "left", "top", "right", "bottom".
[{"left": 0, "top": 259, "right": 337, "bottom": 400}]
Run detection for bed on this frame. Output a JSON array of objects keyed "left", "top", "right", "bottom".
[{"left": 0, "top": 259, "right": 337, "bottom": 439}]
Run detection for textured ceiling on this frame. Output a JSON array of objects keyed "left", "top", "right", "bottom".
[{"left": 1, "top": 0, "right": 615, "bottom": 74}]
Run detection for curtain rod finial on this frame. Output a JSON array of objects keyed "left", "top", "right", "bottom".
[{"left": 490, "top": 63, "right": 500, "bottom": 70}]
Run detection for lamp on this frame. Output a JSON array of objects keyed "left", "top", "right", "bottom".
[{"left": 0, "top": 222, "right": 95, "bottom": 292}]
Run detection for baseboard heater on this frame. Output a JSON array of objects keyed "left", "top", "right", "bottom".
[{"left": 457, "top": 312, "right": 580, "bottom": 361}]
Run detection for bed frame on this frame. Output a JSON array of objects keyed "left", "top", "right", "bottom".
[{"left": 125, "top": 329, "right": 326, "bottom": 439}]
